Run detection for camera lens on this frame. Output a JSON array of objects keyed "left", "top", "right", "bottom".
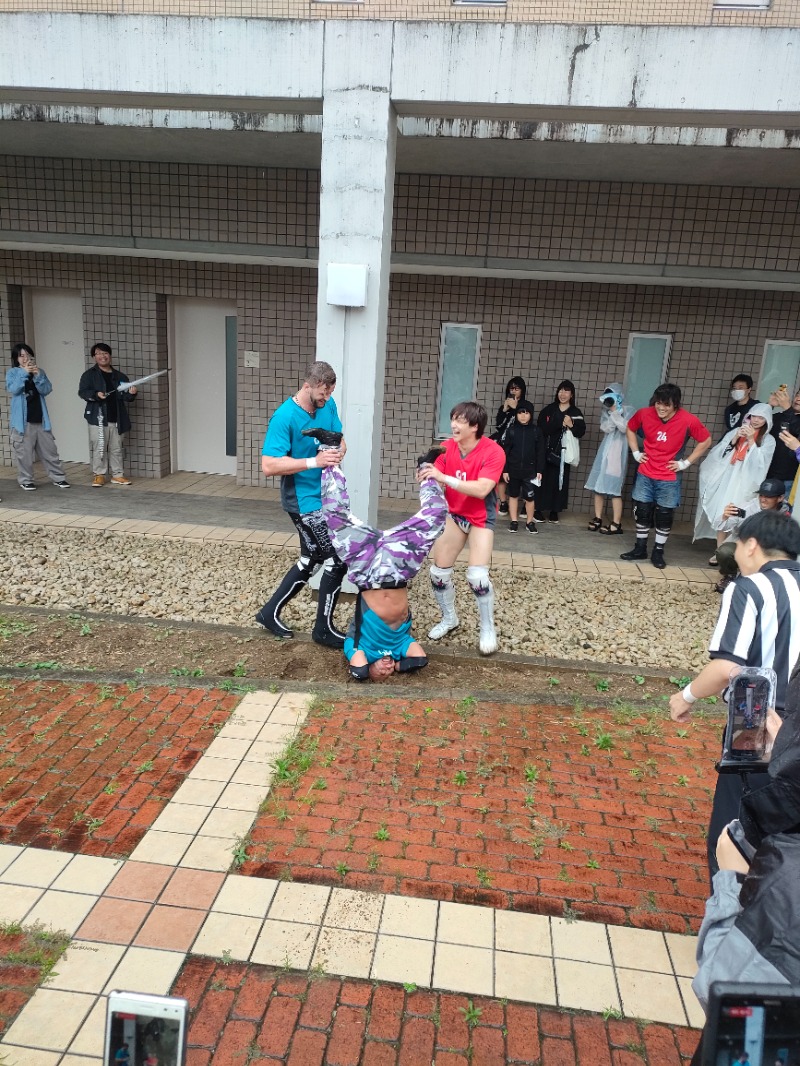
[{"left": 602, "top": 397, "right": 614, "bottom": 407}]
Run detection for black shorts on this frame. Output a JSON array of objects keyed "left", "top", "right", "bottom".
[{"left": 506, "top": 475, "right": 538, "bottom": 501}]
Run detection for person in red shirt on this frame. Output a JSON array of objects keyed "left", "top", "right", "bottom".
[
  {"left": 420, "top": 401, "right": 506, "bottom": 655},
  {"left": 621, "top": 383, "right": 711, "bottom": 568}
]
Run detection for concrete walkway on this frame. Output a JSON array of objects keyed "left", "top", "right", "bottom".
[{"left": 0, "top": 690, "right": 704, "bottom": 1064}]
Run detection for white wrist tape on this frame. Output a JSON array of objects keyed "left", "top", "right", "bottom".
[
  {"left": 305, "top": 456, "right": 318, "bottom": 469},
  {"left": 443, "top": 475, "right": 460, "bottom": 490},
  {"left": 633, "top": 450, "right": 644, "bottom": 462},
  {"left": 676, "top": 459, "right": 691, "bottom": 472},
  {"left": 682, "top": 684, "right": 698, "bottom": 704}
]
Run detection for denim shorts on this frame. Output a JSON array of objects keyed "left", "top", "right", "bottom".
[{"left": 632, "top": 471, "right": 681, "bottom": 509}]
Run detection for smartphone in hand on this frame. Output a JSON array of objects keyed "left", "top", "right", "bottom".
[{"left": 104, "top": 991, "right": 188, "bottom": 1066}]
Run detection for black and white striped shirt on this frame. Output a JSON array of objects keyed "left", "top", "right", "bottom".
[{"left": 709, "top": 560, "right": 800, "bottom": 710}]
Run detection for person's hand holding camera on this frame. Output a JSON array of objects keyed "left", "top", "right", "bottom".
[
  {"left": 779, "top": 427, "right": 800, "bottom": 452},
  {"left": 769, "top": 386, "right": 790, "bottom": 410},
  {"left": 722, "top": 502, "right": 745, "bottom": 519},
  {"left": 503, "top": 398, "right": 517, "bottom": 412}
]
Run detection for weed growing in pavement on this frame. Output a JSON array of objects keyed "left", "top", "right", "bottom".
[
  {"left": 403, "top": 982, "right": 417, "bottom": 993},
  {"left": 595, "top": 731, "right": 613, "bottom": 751},
  {"left": 367, "top": 852, "right": 380, "bottom": 872},
  {"left": 308, "top": 693, "right": 335, "bottom": 718},
  {"left": 171, "top": 667, "right": 204, "bottom": 678},
  {"left": 220, "top": 948, "right": 233, "bottom": 965},
  {"left": 586, "top": 858, "right": 600, "bottom": 869},
  {"left": 603, "top": 1007, "right": 623, "bottom": 1021},
  {"left": 523, "top": 764, "right": 539, "bottom": 784},
  {"left": 460, "top": 1001, "right": 482, "bottom": 1029},
  {"left": 455, "top": 696, "right": 477, "bottom": 720},
  {"left": 575, "top": 721, "right": 589, "bottom": 737},
  {"left": 230, "top": 835, "right": 252, "bottom": 869},
  {"left": 562, "top": 902, "right": 582, "bottom": 923},
  {"left": 595, "top": 678, "right": 610, "bottom": 693},
  {"left": 271, "top": 735, "right": 319, "bottom": 789},
  {"left": 334, "top": 861, "right": 350, "bottom": 880},
  {"left": 676, "top": 728, "right": 688, "bottom": 738},
  {"left": 135, "top": 760, "right": 154, "bottom": 773},
  {"left": 453, "top": 770, "right": 467, "bottom": 786},
  {"left": 219, "top": 680, "right": 255, "bottom": 695},
  {"left": 677, "top": 775, "right": 689, "bottom": 786},
  {"left": 374, "top": 824, "right": 390, "bottom": 843},
  {"left": 476, "top": 867, "right": 492, "bottom": 888},
  {"left": 0, "top": 616, "right": 37, "bottom": 640}
]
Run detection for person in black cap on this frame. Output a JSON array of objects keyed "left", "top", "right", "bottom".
[{"left": 712, "top": 477, "right": 790, "bottom": 593}]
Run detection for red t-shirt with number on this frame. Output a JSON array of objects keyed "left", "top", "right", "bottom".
[
  {"left": 627, "top": 407, "right": 710, "bottom": 482},
  {"left": 434, "top": 436, "right": 506, "bottom": 527}
]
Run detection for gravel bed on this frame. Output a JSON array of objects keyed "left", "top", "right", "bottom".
[{"left": 1, "top": 525, "right": 719, "bottom": 672}]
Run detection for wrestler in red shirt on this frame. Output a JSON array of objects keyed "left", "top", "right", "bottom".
[
  {"left": 620, "top": 383, "right": 711, "bottom": 569},
  {"left": 418, "top": 402, "right": 506, "bottom": 655}
]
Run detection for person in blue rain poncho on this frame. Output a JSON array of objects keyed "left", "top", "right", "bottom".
[{"left": 585, "top": 383, "right": 633, "bottom": 535}]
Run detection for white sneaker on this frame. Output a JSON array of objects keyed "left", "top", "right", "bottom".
[
  {"left": 479, "top": 623, "right": 497, "bottom": 656},
  {"left": 428, "top": 616, "right": 459, "bottom": 640}
]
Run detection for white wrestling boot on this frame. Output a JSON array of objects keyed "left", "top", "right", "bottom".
[
  {"left": 474, "top": 585, "right": 497, "bottom": 656},
  {"left": 429, "top": 580, "right": 459, "bottom": 640}
]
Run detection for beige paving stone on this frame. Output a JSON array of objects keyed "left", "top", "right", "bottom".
[
  {"left": 324, "top": 889, "right": 383, "bottom": 933},
  {"left": 151, "top": 804, "right": 210, "bottom": 835},
  {"left": 3, "top": 988, "right": 96, "bottom": 1050},
  {"left": 0, "top": 844, "right": 24, "bottom": 876},
  {"left": 245, "top": 741, "right": 285, "bottom": 764},
  {"left": 52, "top": 855, "right": 120, "bottom": 896},
  {"left": 193, "top": 911, "right": 262, "bottom": 960},
  {"left": 438, "top": 901, "right": 493, "bottom": 948},
  {"left": 4, "top": 848, "right": 72, "bottom": 888},
  {"left": 256, "top": 722, "right": 297, "bottom": 744},
  {"left": 233, "top": 692, "right": 280, "bottom": 718},
  {"left": 678, "top": 976, "right": 706, "bottom": 1029},
  {"left": 199, "top": 807, "right": 256, "bottom": 840},
  {"left": 212, "top": 875, "right": 278, "bottom": 918},
  {"left": 179, "top": 836, "right": 234, "bottom": 872},
  {"left": 551, "top": 917, "right": 612, "bottom": 964},
  {"left": 102, "top": 946, "right": 185, "bottom": 996},
  {"left": 269, "top": 882, "right": 330, "bottom": 925},
  {"left": 48, "top": 941, "right": 125, "bottom": 993},
  {"left": 0, "top": 883, "right": 43, "bottom": 922},
  {"left": 189, "top": 756, "right": 241, "bottom": 782},
  {"left": 608, "top": 926, "right": 672, "bottom": 973},
  {"left": 495, "top": 951, "right": 558, "bottom": 1005},
  {"left": 379, "top": 895, "right": 438, "bottom": 940},
  {"left": 230, "top": 762, "right": 274, "bottom": 787},
  {"left": 25, "top": 891, "right": 97, "bottom": 936},
  {"left": 616, "top": 967, "right": 688, "bottom": 1025},
  {"left": 215, "top": 783, "right": 267, "bottom": 812},
  {"left": 312, "top": 928, "right": 375, "bottom": 979},
  {"left": 551, "top": 556, "right": 576, "bottom": 570},
  {"left": 433, "top": 943, "right": 493, "bottom": 996},
  {"left": 218, "top": 719, "right": 264, "bottom": 741},
  {"left": 665, "top": 932, "right": 699, "bottom": 978},
  {"left": 128, "top": 831, "right": 193, "bottom": 866},
  {"left": 371, "top": 934, "right": 434, "bottom": 987},
  {"left": 1, "top": 1048, "right": 62, "bottom": 1065},
  {"left": 203, "top": 737, "right": 253, "bottom": 762},
  {"left": 170, "top": 778, "right": 226, "bottom": 807},
  {"left": 495, "top": 911, "right": 551, "bottom": 956},
  {"left": 531, "top": 555, "right": 555, "bottom": 567},
  {"left": 272, "top": 692, "right": 310, "bottom": 714},
  {"left": 251, "top": 919, "right": 318, "bottom": 969},
  {"left": 555, "top": 959, "right": 620, "bottom": 1013}
]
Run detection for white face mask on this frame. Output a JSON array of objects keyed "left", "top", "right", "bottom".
[{"left": 731, "top": 389, "right": 746, "bottom": 402}]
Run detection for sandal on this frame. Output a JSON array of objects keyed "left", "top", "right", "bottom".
[
  {"left": 708, "top": 553, "right": 719, "bottom": 567},
  {"left": 599, "top": 522, "right": 624, "bottom": 535},
  {"left": 588, "top": 516, "right": 603, "bottom": 532}
]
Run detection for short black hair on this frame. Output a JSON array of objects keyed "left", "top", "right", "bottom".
[
  {"left": 555, "top": 380, "right": 576, "bottom": 405},
  {"left": 731, "top": 374, "right": 753, "bottom": 389},
  {"left": 91, "top": 342, "right": 113, "bottom": 359},
  {"left": 505, "top": 376, "right": 526, "bottom": 401},
  {"left": 737, "top": 509, "right": 800, "bottom": 559},
  {"left": 651, "top": 383, "right": 682, "bottom": 410},
  {"left": 11, "top": 343, "right": 34, "bottom": 367},
  {"left": 450, "top": 401, "right": 488, "bottom": 437}
]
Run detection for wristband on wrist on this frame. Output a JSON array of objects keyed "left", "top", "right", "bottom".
[
  {"left": 443, "top": 475, "right": 460, "bottom": 490},
  {"left": 305, "top": 456, "right": 318, "bottom": 469},
  {"left": 677, "top": 459, "right": 690, "bottom": 471},
  {"left": 681, "top": 684, "right": 698, "bottom": 704},
  {"left": 633, "top": 450, "right": 643, "bottom": 462}
]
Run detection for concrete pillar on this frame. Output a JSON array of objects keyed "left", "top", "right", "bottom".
[{"left": 316, "top": 21, "right": 396, "bottom": 526}]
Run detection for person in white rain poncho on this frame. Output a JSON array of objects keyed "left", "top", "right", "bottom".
[
  {"left": 694, "top": 402, "right": 775, "bottom": 557},
  {"left": 585, "top": 383, "right": 633, "bottom": 535}
]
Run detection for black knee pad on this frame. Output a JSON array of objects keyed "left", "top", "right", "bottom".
[
  {"left": 654, "top": 506, "right": 674, "bottom": 532},
  {"left": 349, "top": 662, "right": 370, "bottom": 682},
  {"left": 632, "top": 501, "right": 655, "bottom": 529},
  {"left": 397, "top": 656, "right": 428, "bottom": 673}
]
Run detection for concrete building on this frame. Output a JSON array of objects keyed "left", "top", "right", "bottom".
[{"left": 1, "top": 3, "right": 799, "bottom": 525}]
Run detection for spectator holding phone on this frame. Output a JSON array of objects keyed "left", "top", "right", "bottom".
[
  {"left": 493, "top": 377, "right": 526, "bottom": 515},
  {"left": 767, "top": 385, "right": 800, "bottom": 498},
  {"left": 712, "top": 478, "right": 790, "bottom": 593}
]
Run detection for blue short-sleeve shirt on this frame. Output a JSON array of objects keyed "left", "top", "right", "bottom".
[{"left": 262, "top": 396, "right": 342, "bottom": 514}]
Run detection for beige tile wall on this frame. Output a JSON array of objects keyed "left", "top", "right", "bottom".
[{"left": 0, "top": 0, "right": 796, "bottom": 28}]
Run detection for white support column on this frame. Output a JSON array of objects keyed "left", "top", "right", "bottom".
[{"left": 316, "top": 21, "right": 396, "bottom": 526}]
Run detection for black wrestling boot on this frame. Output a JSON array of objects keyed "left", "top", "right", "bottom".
[
  {"left": 255, "top": 564, "right": 308, "bottom": 638},
  {"left": 620, "top": 541, "right": 648, "bottom": 561},
  {"left": 311, "top": 568, "right": 346, "bottom": 649},
  {"left": 651, "top": 546, "right": 667, "bottom": 570},
  {"left": 301, "top": 427, "right": 343, "bottom": 448},
  {"left": 417, "top": 446, "right": 445, "bottom": 468}
]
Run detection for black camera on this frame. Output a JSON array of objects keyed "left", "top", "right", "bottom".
[{"left": 602, "top": 397, "right": 615, "bottom": 408}]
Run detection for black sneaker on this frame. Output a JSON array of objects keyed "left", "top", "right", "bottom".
[
  {"left": 417, "top": 446, "right": 445, "bottom": 468},
  {"left": 301, "top": 427, "right": 343, "bottom": 448},
  {"left": 20, "top": 482, "right": 36, "bottom": 491},
  {"left": 508, "top": 521, "right": 518, "bottom": 533},
  {"left": 53, "top": 481, "right": 70, "bottom": 489},
  {"left": 498, "top": 500, "right": 509, "bottom": 515},
  {"left": 526, "top": 521, "right": 538, "bottom": 534},
  {"left": 620, "top": 542, "right": 648, "bottom": 561},
  {"left": 533, "top": 510, "right": 545, "bottom": 523},
  {"left": 549, "top": 511, "right": 559, "bottom": 523}
]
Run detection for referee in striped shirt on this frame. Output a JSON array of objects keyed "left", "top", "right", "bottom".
[{"left": 669, "top": 509, "right": 800, "bottom": 877}]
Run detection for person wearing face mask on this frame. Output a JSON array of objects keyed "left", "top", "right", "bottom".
[
  {"left": 694, "top": 404, "right": 776, "bottom": 563},
  {"left": 723, "top": 374, "right": 757, "bottom": 434}
]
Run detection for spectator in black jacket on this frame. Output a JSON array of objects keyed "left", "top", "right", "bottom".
[
  {"left": 501, "top": 401, "right": 545, "bottom": 534},
  {"left": 767, "top": 385, "right": 800, "bottom": 498},
  {"left": 494, "top": 377, "right": 526, "bottom": 515},
  {"left": 722, "top": 373, "right": 758, "bottom": 434},
  {"left": 78, "top": 343, "right": 137, "bottom": 487}
]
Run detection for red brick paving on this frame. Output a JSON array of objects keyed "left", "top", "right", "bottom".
[
  {"left": 242, "top": 697, "right": 721, "bottom": 933},
  {"left": 0, "top": 680, "right": 237, "bottom": 857},
  {"left": 0, "top": 924, "right": 69, "bottom": 1035},
  {"left": 173, "top": 957, "right": 700, "bottom": 1064}
]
